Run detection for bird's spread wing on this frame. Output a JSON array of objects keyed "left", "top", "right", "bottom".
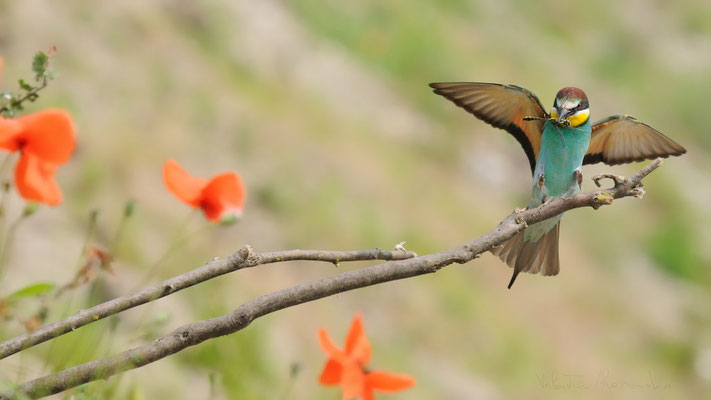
[
  {"left": 430, "top": 82, "right": 547, "bottom": 172},
  {"left": 584, "top": 115, "right": 686, "bottom": 165}
]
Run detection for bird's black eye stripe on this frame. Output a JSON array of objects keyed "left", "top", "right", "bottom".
[{"left": 573, "top": 98, "right": 589, "bottom": 111}]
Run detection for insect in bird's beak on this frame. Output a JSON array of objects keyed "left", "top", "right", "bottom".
[
  {"left": 523, "top": 114, "right": 570, "bottom": 127},
  {"left": 556, "top": 115, "right": 572, "bottom": 127}
]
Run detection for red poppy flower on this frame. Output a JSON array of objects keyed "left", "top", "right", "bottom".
[
  {"left": 0, "top": 109, "right": 76, "bottom": 205},
  {"left": 162, "top": 159, "right": 246, "bottom": 222},
  {"left": 318, "top": 314, "right": 415, "bottom": 400}
]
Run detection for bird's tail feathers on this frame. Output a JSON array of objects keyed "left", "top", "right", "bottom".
[{"left": 491, "top": 222, "right": 560, "bottom": 289}]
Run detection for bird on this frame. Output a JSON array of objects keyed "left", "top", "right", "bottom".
[{"left": 429, "top": 82, "right": 686, "bottom": 288}]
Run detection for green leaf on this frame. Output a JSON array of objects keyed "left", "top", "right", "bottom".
[
  {"left": 219, "top": 214, "right": 238, "bottom": 226},
  {"left": 22, "top": 202, "right": 39, "bottom": 217},
  {"left": 89, "top": 209, "right": 100, "bottom": 225},
  {"left": 18, "top": 79, "right": 32, "bottom": 91},
  {"left": 123, "top": 200, "right": 137, "bottom": 218},
  {"left": 6, "top": 282, "right": 56, "bottom": 302},
  {"left": 32, "top": 51, "right": 49, "bottom": 81}
]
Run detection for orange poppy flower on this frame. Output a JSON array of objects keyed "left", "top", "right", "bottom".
[
  {"left": 318, "top": 314, "right": 415, "bottom": 400},
  {"left": 162, "top": 159, "right": 246, "bottom": 222},
  {"left": 0, "top": 109, "right": 76, "bottom": 205}
]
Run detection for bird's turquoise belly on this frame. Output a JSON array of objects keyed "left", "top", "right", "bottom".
[
  {"left": 534, "top": 121, "right": 591, "bottom": 199},
  {"left": 525, "top": 121, "right": 591, "bottom": 242}
]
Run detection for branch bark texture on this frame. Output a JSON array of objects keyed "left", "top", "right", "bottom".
[
  {"left": 0, "top": 159, "right": 663, "bottom": 399},
  {"left": 0, "top": 249, "right": 416, "bottom": 360}
]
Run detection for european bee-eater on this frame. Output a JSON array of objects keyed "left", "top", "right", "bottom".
[{"left": 430, "top": 82, "right": 686, "bottom": 288}]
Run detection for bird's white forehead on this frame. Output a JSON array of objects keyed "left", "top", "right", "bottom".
[{"left": 555, "top": 98, "right": 581, "bottom": 110}]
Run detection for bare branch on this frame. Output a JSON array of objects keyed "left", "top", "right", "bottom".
[
  {"left": 0, "top": 159, "right": 663, "bottom": 399},
  {"left": 0, "top": 248, "right": 416, "bottom": 360}
]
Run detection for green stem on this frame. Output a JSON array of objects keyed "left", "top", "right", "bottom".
[
  {"left": 134, "top": 210, "right": 199, "bottom": 289},
  {"left": 127, "top": 214, "right": 219, "bottom": 337},
  {"left": 0, "top": 189, "right": 10, "bottom": 283},
  {"left": 280, "top": 363, "right": 300, "bottom": 400},
  {"left": 77, "top": 210, "right": 99, "bottom": 269},
  {"left": 0, "top": 153, "right": 16, "bottom": 277},
  {"left": 109, "top": 201, "right": 135, "bottom": 256},
  {"left": 0, "top": 210, "right": 29, "bottom": 284},
  {"left": 0, "top": 77, "right": 48, "bottom": 117},
  {"left": 41, "top": 210, "right": 100, "bottom": 369},
  {"left": 0, "top": 153, "right": 15, "bottom": 180}
]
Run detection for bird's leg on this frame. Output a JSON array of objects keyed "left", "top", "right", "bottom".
[
  {"left": 538, "top": 180, "right": 552, "bottom": 204},
  {"left": 574, "top": 168, "right": 583, "bottom": 191}
]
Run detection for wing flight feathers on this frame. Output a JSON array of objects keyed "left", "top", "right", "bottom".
[
  {"left": 584, "top": 115, "right": 686, "bottom": 165},
  {"left": 430, "top": 82, "right": 547, "bottom": 172}
]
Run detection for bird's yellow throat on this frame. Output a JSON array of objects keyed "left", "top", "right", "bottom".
[{"left": 550, "top": 108, "right": 589, "bottom": 127}]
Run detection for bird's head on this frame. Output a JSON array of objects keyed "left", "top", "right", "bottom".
[{"left": 550, "top": 87, "right": 589, "bottom": 127}]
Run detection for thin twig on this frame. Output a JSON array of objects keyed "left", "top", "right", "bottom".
[{"left": 0, "top": 159, "right": 663, "bottom": 399}]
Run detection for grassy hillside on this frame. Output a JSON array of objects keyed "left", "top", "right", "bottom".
[{"left": 1, "top": 0, "right": 710, "bottom": 398}]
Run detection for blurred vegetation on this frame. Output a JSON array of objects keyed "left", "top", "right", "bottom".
[{"left": 0, "top": 0, "right": 710, "bottom": 399}]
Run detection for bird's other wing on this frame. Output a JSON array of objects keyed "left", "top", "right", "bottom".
[
  {"left": 429, "top": 82, "right": 547, "bottom": 173},
  {"left": 584, "top": 115, "right": 686, "bottom": 166}
]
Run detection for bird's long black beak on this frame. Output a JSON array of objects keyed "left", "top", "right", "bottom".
[
  {"left": 554, "top": 107, "right": 566, "bottom": 121},
  {"left": 554, "top": 106, "right": 574, "bottom": 126}
]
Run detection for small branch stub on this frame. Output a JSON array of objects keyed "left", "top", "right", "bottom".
[{"left": 593, "top": 173, "right": 629, "bottom": 188}]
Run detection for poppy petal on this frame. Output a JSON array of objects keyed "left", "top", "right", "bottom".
[
  {"left": 0, "top": 117, "right": 22, "bottom": 152},
  {"left": 199, "top": 172, "right": 245, "bottom": 222},
  {"left": 14, "top": 153, "right": 62, "bottom": 205},
  {"left": 345, "top": 314, "right": 371, "bottom": 365},
  {"left": 365, "top": 371, "right": 416, "bottom": 392},
  {"left": 340, "top": 362, "right": 366, "bottom": 400},
  {"left": 162, "top": 159, "right": 207, "bottom": 208},
  {"left": 361, "top": 386, "right": 375, "bottom": 400},
  {"left": 18, "top": 109, "right": 76, "bottom": 164},
  {"left": 318, "top": 359, "right": 343, "bottom": 385},
  {"left": 318, "top": 329, "right": 346, "bottom": 362}
]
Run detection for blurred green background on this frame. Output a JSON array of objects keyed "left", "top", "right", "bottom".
[{"left": 1, "top": 0, "right": 710, "bottom": 399}]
